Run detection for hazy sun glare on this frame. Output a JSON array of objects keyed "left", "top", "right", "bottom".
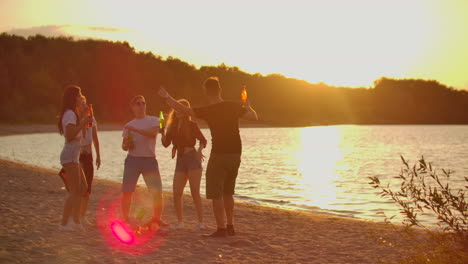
[
  {"left": 1, "top": 0, "right": 467, "bottom": 88},
  {"left": 293, "top": 126, "right": 344, "bottom": 208}
]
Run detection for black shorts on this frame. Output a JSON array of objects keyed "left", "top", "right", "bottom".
[
  {"left": 205, "top": 153, "right": 241, "bottom": 199},
  {"left": 79, "top": 152, "right": 94, "bottom": 194}
]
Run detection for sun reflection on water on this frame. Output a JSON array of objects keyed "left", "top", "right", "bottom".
[
  {"left": 293, "top": 126, "right": 346, "bottom": 209},
  {"left": 1, "top": 126, "right": 466, "bottom": 223}
]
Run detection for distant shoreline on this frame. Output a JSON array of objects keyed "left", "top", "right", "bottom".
[
  {"left": 1, "top": 123, "right": 467, "bottom": 136},
  {"left": 0, "top": 123, "right": 273, "bottom": 136}
]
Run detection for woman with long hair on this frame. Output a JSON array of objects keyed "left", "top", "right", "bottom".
[
  {"left": 58, "top": 85, "right": 92, "bottom": 231},
  {"left": 161, "top": 99, "right": 207, "bottom": 230}
]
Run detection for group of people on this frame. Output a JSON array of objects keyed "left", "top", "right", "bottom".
[{"left": 57, "top": 77, "right": 258, "bottom": 237}]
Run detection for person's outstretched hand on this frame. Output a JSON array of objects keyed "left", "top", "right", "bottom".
[
  {"left": 243, "top": 99, "right": 251, "bottom": 109},
  {"left": 196, "top": 150, "right": 206, "bottom": 162},
  {"left": 96, "top": 156, "right": 101, "bottom": 170},
  {"left": 158, "top": 86, "right": 169, "bottom": 98}
]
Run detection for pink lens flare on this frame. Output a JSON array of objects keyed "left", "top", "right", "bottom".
[
  {"left": 110, "top": 220, "right": 135, "bottom": 245},
  {"left": 96, "top": 190, "right": 167, "bottom": 255}
]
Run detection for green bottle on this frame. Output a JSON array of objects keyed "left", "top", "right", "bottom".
[
  {"left": 136, "top": 207, "right": 146, "bottom": 222},
  {"left": 159, "top": 111, "right": 165, "bottom": 129}
]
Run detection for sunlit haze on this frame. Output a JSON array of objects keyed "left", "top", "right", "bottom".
[{"left": 1, "top": 0, "right": 467, "bottom": 89}]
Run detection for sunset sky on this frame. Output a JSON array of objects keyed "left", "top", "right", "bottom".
[{"left": 1, "top": 0, "right": 467, "bottom": 89}]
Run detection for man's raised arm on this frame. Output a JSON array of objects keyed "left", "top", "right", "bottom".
[
  {"left": 158, "top": 86, "right": 196, "bottom": 117},
  {"left": 242, "top": 100, "right": 259, "bottom": 121}
]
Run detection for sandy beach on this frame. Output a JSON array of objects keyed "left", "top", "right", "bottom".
[{"left": 0, "top": 158, "right": 424, "bottom": 264}]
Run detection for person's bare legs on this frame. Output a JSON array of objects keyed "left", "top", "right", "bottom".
[
  {"left": 173, "top": 171, "right": 188, "bottom": 223},
  {"left": 212, "top": 198, "right": 225, "bottom": 229},
  {"left": 188, "top": 169, "right": 204, "bottom": 223},
  {"left": 152, "top": 191, "right": 163, "bottom": 222},
  {"left": 203, "top": 155, "right": 228, "bottom": 237},
  {"left": 79, "top": 157, "right": 93, "bottom": 219},
  {"left": 74, "top": 168, "right": 87, "bottom": 222},
  {"left": 61, "top": 164, "right": 75, "bottom": 225},
  {"left": 62, "top": 163, "right": 86, "bottom": 225},
  {"left": 62, "top": 196, "right": 73, "bottom": 225},
  {"left": 223, "top": 194, "right": 234, "bottom": 226},
  {"left": 80, "top": 194, "right": 89, "bottom": 218},
  {"left": 121, "top": 192, "right": 133, "bottom": 222},
  {"left": 142, "top": 171, "right": 164, "bottom": 223}
]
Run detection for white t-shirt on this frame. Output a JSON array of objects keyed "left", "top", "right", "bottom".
[
  {"left": 122, "top": 116, "right": 159, "bottom": 157},
  {"left": 81, "top": 118, "right": 97, "bottom": 146},
  {"left": 62, "top": 109, "right": 82, "bottom": 141},
  {"left": 81, "top": 118, "right": 97, "bottom": 153}
]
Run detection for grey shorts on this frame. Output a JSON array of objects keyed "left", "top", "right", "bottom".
[
  {"left": 60, "top": 141, "right": 81, "bottom": 165},
  {"left": 122, "top": 155, "right": 162, "bottom": 193},
  {"left": 175, "top": 150, "right": 203, "bottom": 173}
]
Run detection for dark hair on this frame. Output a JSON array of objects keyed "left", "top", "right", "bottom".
[
  {"left": 130, "top": 95, "right": 145, "bottom": 105},
  {"left": 165, "top": 99, "right": 191, "bottom": 136},
  {"left": 58, "top": 85, "right": 82, "bottom": 135},
  {"left": 203, "top": 77, "right": 221, "bottom": 96}
]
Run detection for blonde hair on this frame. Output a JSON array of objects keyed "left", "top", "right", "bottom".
[{"left": 165, "top": 99, "right": 191, "bottom": 134}]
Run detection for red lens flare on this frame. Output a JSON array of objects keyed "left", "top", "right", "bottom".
[
  {"left": 110, "top": 220, "right": 135, "bottom": 245},
  {"left": 96, "top": 190, "right": 167, "bottom": 255}
]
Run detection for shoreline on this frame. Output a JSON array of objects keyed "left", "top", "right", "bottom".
[
  {"left": 0, "top": 123, "right": 272, "bottom": 136},
  {"left": 1, "top": 123, "right": 467, "bottom": 137},
  {"left": 0, "top": 158, "right": 419, "bottom": 263},
  {"left": 0, "top": 124, "right": 464, "bottom": 224},
  {"left": 0, "top": 123, "right": 368, "bottom": 223},
  {"left": 0, "top": 154, "right": 357, "bottom": 222}
]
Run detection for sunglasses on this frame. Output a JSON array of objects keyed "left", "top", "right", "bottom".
[{"left": 134, "top": 101, "right": 146, "bottom": 106}]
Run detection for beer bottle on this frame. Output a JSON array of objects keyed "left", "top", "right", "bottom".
[
  {"left": 159, "top": 111, "right": 165, "bottom": 129},
  {"left": 87, "top": 104, "right": 93, "bottom": 127}
]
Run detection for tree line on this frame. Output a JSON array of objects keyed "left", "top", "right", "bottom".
[{"left": 1, "top": 33, "right": 467, "bottom": 125}]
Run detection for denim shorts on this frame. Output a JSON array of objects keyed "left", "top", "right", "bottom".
[
  {"left": 60, "top": 141, "right": 81, "bottom": 165},
  {"left": 122, "top": 155, "right": 162, "bottom": 193},
  {"left": 175, "top": 150, "right": 203, "bottom": 174}
]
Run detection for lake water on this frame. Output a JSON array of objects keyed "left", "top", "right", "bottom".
[{"left": 0, "top": 125, "right": 467, "bottom": 224}]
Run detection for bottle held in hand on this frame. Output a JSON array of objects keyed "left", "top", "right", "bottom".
[
  {"left": 241, "top": 85, "right": 248, "bottom": 106},
  {"left": 58, "top": 168, "right": 70, "bottom": 192},
  {"left": 87, "top": 104, "right": 93, "bottom": 127},
  {"left": 159, "top": 111, "right": 165, "bottom": 129}
]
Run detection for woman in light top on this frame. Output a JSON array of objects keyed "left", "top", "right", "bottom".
[
  {"left": 121, "top": 95, "right": 168, "bottom": 227},
  {"left": 161, "top": 99, "right": 207, "bottom": 230},
  {"left": 79, "top": 96, "right": 101, "bottom": 223},
  {"left": 58, "top": 85, "right": 92, "bottom": 231}
]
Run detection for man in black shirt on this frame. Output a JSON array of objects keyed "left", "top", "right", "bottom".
[{"left": 158, "top": 77, "right": 258, "bottom": 237}]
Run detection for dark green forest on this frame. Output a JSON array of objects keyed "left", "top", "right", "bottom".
[{"left": 1, "top": 33, "right": 467, "bottom": 125}]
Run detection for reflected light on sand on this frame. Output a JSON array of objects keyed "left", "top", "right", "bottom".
[{"left": 294, "top": 126, "right": 345, "bottom": 208}]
